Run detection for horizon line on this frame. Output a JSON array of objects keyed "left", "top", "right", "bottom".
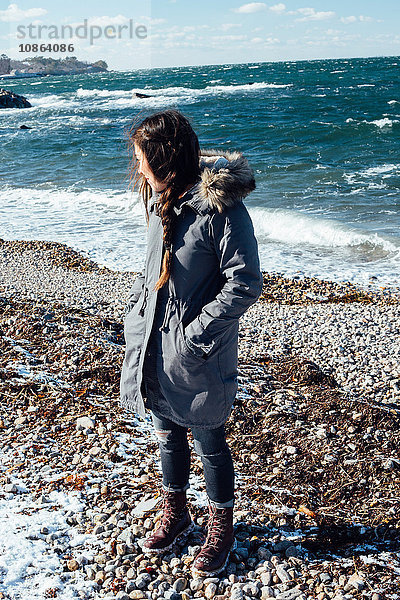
[
  {"left": 115, "top": 52, "right": 400, "bottom": 72},
  {"left": 3, "top": 52, "right": 399, "bottom": 73}
]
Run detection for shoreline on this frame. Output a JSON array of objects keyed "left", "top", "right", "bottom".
[
  {"left": 1, "top": 239, "right": 399, "bottom": 310},
  {"left": 1, "top": 238, "right": 399, "bottom": 598}
]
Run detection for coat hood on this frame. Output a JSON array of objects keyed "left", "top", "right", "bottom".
[
  {"left": 149, "top": 148, "right": 256, "bottom": 216},
  {"left": 196, "top": 149, "right": 256, "bottom": 213}
]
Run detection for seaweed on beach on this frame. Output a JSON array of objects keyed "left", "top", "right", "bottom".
[
  {"left": 259, "top": 273, "right": 399, "bottom": 305},
  {"left": 0, "top": 239, "right": 113, "bottom": 273},
  {"left": 225, "top": 353, "right": 400, "bottom": 535}
]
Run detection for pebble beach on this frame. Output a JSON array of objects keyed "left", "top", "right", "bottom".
[{"left": 0, "top": 239, "right": 399, "bottom": 600}]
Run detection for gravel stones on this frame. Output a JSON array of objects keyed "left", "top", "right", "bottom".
[
  {"left": 67, "top": 558, "right": 80, "bottom": 571},
  {"left": 345, "top": 572, "right": 365, "bottom": 591},
  {"left": 173, "top": 577, "right": 188, "bottom": 592},
  {"left": 205, "top": 582, "right": 218, "bottom": 598},
  {"left": 276, "top": 565, "right": 292, "bottom": 582},
  {"left": 76, "top": 416, "right": 96, "bottom": 431},
  {"left": 0, "top": 240, "right": 399, "bottom": 599}
]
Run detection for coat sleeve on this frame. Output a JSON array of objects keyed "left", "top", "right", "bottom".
[
  {"left": 184, "top": 201, "right": 263, "bottom": 356},
  {"left": 125, "top": 268, "right": 146, "bottom": 314}
]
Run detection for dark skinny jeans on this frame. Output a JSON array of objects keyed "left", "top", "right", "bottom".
[{"left": 151, "top": 410, "right": 235, "bottom": 508}]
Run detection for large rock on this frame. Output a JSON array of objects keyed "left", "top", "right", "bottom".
[{"left": 0, "top": 88, "right": 31, "bottom": 109}]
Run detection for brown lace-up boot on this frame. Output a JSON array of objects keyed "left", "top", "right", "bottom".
[
  {"left": 141, "top": 489, "right": 194, "bottom": 554},
  {"left": 191, "top": 500, "right": 236, "bottom": 576}
]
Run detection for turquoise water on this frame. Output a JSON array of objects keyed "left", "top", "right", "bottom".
[{"left": 0, "top": 56, "right": 399, "bottom": 289}]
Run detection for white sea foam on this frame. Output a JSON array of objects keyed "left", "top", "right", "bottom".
[
  {"left": 27, "top": 94, "right": 77, "bottom": 110},
  {"left": 0, "top": 185, "right": 148, "bottom": 270},
  {"left": 1, "top": 185, "right": 399, "bottom": 287},
  {"left": 344, "top": 163, "right": 400, "bottom": 185},
  {"left": 250, "top": 207, "right": 400, "bottom": 289},
  {"left": 346, "top": 117, "right": 399, "bottom": 128},
  {"left": 250, "top": 206, "right": 399, "bottom": 254},
  {"left": 0, "top": 185, "right": 141, "bottom": 213},
  {"left": 359, "top": 164, "right": 400, "bottom": 177},
  {"left": 21, "top": 81, "right": 292, "bottom": 113},
  {"left": 370, "top": 118, "right": 398, "bottom": 128},
  {"left": 76, "top": 87, "right": 133, "bottom": 98},
  {"left": 75, "top": 81, "right": 292, "bottom": 100}
]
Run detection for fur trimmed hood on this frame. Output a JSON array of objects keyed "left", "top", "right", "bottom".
[
  {"left": 149, "top": 148, "right": 256, "bottom": 216},
  {"left": 196, "top": 149, "right": 256, "bottom": 213}
]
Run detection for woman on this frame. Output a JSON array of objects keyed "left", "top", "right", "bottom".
[{"left": 120, "top": 109, "right": 263, "bottom": 577}]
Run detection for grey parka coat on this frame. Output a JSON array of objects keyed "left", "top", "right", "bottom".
[{"left": 120, "top": 149, "right": 263, "bottom": 429}]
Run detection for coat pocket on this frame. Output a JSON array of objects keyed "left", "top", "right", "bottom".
[
  {"left": 123, "top": 296, "right": 145, "bottom": 346},
  {"left": 177, "top": 319, "right": 207, "bottom": 362}
]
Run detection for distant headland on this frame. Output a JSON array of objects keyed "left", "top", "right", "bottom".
[{"left": 0, "top": 54, "right": 108, "bottom": 79}]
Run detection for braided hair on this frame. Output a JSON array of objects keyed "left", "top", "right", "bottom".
[{"left": 127, "top": 109, "right": 201, "bottom": 291}]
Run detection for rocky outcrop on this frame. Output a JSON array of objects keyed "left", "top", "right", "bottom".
[
  {"left": 0, "top": 88, "right": 31, "bottom": 109},
  {"left": 1, "top": 54, "right": 108, "bottom": 76},
  {"left": 133, "top": 92, "right": 152, "bottom": 99}
]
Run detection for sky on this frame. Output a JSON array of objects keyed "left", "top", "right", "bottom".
[{"left": 0, "top": 1, "right": 399, "bottom": 70}]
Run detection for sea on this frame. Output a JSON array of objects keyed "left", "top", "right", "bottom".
[{"left": 1, "top": 55, "right": 399, "bottom": 291}]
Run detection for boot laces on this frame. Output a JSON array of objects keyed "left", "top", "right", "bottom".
[
  {"left": 205, "top": 505, "right": 228, "bottom": 551},
  {"left": 160, "top": 491, "right": 183, "bottom": 531}
]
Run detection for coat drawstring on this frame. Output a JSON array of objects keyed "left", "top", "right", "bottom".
[
  {"left": 138, "top": 290, "right": 186, "bottom": 333},
  {"left": 159, "top": 297, "right": 173, "bottom": 332},
  {"left": 138, "top": 287, "right": 149, "bottom": 317}
]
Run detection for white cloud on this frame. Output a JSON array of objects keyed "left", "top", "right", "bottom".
[
  {"left": 86, "top": 15, "right": 130, "bottom": 27},
  {"left": 68, "top": 15, "right": 163, "bottom": 29},
  {"left": 266, "top": 36, "right": 280, "bottom": 44},
  {"left": 293, "top": 7, "right": 335, "bottom": 21},
  {"left": 269, "top": 3, "right": 286, "bottom": 14},
  {"left": 140, "top": 17, "right": 166, "bottom": 26},
  {"left": 0, "top": 3, "right": 47, "bottom": 22},
  {"left": 1, "top": 31, "right": 15, "bottom": 39},
  {"left": 341, "top": 16, "right": 357, "bottom": 24},
  {"left": 341, "top": 14, "right": 373, "bottom": 24},
  {"left": 216, "top": 34, "right": 247, "bottom": 41},
  {"left": 234, "top": 3, "right": 267, "bottom": 14},
  {"left": 165, "top": 31, "right": 186, "bottom": 39},
  {"left": 221, "top": 23, "right": 242, "bottom": 31},
  {"left": 250, "top": 37, "right": 263, "bottom": 43}
]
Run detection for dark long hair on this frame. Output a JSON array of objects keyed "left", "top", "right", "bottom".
[{"left": 127, "top": 109, "right": 201, "bottom": 291}]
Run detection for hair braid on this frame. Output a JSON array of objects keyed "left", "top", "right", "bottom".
[{"left": 155, "top": 185, "right": 177, "bottom": 291}]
